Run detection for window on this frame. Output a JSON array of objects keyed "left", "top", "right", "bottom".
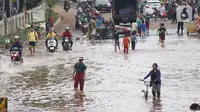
[{"left": 148, "top": 2, "right": 160, "bottom": 7}]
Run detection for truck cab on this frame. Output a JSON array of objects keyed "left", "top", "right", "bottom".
[
  {"left": 95, "top": 0, "right": 112, "bottom": 12},
  {"left": 112, "top": 0, "right": 138, "bottom": 25}
]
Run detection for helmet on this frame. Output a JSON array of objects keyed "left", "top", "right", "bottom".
[
  {"left": 14, "top": 35, "right": 19, "bottom": 39},
  {"left": 79, "top": 57, "right": 84, "bottom": 60},
  {"left": 65, "top": 27, "right": 69, "bottom": 30}
]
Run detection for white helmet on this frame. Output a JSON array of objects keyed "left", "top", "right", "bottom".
[
  {"left": 65, "top": 27, "right": 70, "bottom": 30},
  {"left": 14, "top": 35, "right": 19, "bottom": 39},
  {"left": 79, "top": 57, "right": 84, "bottom": 60}
]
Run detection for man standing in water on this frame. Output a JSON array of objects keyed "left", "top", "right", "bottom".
[
  {"left": 143, "top": 63, "right": 161, "bottom": 99},
  {"left": 73, "top": 57, "right": 87, "bottom": 92},
  {"left": 114, "top": 30, "right": 120, "bottom": 52}
]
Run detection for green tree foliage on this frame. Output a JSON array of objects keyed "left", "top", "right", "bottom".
[{"left": 47, "top": 0, "right": 61, "bottom": 9}]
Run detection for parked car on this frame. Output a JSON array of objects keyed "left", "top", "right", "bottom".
[
  {"left": 143, "top": 0, "right": 160, "bottom": 17},
  {"left": 95, "top": 0, "right": 112, "bottom": 12}
]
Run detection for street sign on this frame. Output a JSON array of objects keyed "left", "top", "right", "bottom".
[{"left": 176, "top": 5, "right": 193, "bottom": 22}]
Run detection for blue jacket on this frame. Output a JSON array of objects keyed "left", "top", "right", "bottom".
[
  {"left": 10, "top": 42, "right": 23, "bottom": 51},
  {"left": 144, "top": 69, "right": 161, "bottom": 84}
]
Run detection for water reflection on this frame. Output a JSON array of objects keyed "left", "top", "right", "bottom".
[
  {"left": 73, "top": 91, "right": 86, "bottom": 112},
  {"left": 151, "top": 98, "right": 163, "bottom": 112}
]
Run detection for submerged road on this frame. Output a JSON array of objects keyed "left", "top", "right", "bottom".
[
  {"left": 1, "top": 28, "right": 200, "bottom": 112},
  {"left": 0, "top": 7, "right": 200, "bottom": 112}
]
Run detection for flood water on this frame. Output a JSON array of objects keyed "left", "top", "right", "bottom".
[{"left": 0, "top": 29, "right": 200, "bottom": 112}]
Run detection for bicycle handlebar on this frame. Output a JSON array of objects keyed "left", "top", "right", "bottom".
[{"left": 139, "top": 79, "right": 150, "bottom": 87}]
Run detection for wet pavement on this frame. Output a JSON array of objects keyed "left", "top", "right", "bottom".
[{"left": 1, "top": 27, "right": 200, "bottom": 112}]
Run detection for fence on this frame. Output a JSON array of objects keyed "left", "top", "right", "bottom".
[{"left": 0, "top": 3, "right": 47, "bottom": 36}]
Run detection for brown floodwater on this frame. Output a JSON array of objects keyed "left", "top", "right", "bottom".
[{"left": 0, "top": 29, "right": 200, "bottom": 112}]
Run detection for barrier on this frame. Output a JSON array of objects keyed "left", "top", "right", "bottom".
[
  {"left": 190, "top": 103, "right": 200, "bottom": 110},
  {"left": 0, "top": 2, "right": 47, "bottom": 36}
]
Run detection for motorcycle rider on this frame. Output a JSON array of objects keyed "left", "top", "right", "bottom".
[
  {"left": 61, "top": 27, "right": 73, "bottom": 50},
  {"left": 45, "top": 18, "right": 53, "bottom": 35},
  {"left": 46, "top": 28, "right": 58, "bottom": 49},
  {"left": 143, "top": 63, "right": 161, "bottom": 99},
  {"left": 10, "top": 35, "right": 23, "bottom": 59},
  {"left": 75, "top": 10, "right": 83, "bottom": 30}
]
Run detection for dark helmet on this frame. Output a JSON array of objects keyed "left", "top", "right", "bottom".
[{"left": 153, "top": 63, "right": 158, "bottom": 68}]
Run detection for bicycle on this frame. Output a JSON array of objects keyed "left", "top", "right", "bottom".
[{"left": 139, "top": 79, "right": 150, "bottom": 98}]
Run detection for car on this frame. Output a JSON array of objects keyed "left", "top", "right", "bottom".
[
  {"left": 95, "top": 0, "right": 112, "bottom": 13},
  {"left": 143, "top": 0, "right": 160, "bottom": 17}
]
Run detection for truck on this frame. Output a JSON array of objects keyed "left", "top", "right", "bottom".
[{"left": 111, "top": 0, "right": 138, "bottom": 25}]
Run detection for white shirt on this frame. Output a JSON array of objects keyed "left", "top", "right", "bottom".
[
  {"left": 131, "top": 22, "right": 138, "bottom": 31},
  {"left": 159, "top": 6, "right": 165, "bottom": 13}
]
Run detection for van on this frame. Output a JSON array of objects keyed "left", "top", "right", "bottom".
[{"left": 95, "top": 0, "right": 112, "bottom": 12}]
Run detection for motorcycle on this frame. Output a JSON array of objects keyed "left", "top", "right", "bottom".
[
  {"left": 47, "top": 38, "right": 57, "bottom": 53},
  {"left": 95, "top": 25, "right": 114, "bottom": 40},
  {"left": 78, "top": 20, "right": 82, "bottom": 30},
  {"left": 10, "top": 47, "right": 23, "bottom": 63},
  {"left": 63, "top": 38, "right": 70, "bottom": 52},
  {"left": 81, "top": 22, "right": 88, "bottom": 35}
]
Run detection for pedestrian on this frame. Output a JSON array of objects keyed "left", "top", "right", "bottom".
[
  {"left": 136, "top": 15, "right": 142, "bottom": 36},
  {"left": 27, "top": 27, "right": 38, "bottom": 55},
  {"left": 159, "top": 4, "right": 166, "bottom": 21},
  {"left": 45, "top": 18, "right": 53, "bottom": 34},
  {"left": 131, "top": 32, "right": 137, "bottom": 50},
  {"left": 122, "top": 31, "right": 130, "bottom": 54},
  {"left": 143, "top": 63, "right": 161, "bottom": 99},
  {"left": 88, "top": 17, "right": 96, "bottom": 40},
  {"left": 73, "top": 57, "right": 87, "bottom": 92},
  {"left": 145, "top": 14, "right": 150, "bottom": 34},
  {"left": 141, "top": 21, "right": 146, "bottom": 38},
  {"left": 177, "top": 21, "right": 184, "bottom": 36},
  {"left": 114, "top": 30, "right": 120, "bottom": 52},
  {"left": 131, "top": 22, "right": 138, "bottom": 36},
  {"left": 157, "top": 23, "right": 168, "bottom": 44}
]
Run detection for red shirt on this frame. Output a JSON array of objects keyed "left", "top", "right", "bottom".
[
  {"left": 61, "top": 31, "right": 72, "bottom": 38},
  {"left": 49, "top": 17, "right": 55, "bottom": 24}
]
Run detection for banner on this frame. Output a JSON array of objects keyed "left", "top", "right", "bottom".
[
  {"left": 32, "top": 9, "right": 45, "bottom": 22},
  {"left": 176, "top": 5, "right": 192, "bottom": 22}
]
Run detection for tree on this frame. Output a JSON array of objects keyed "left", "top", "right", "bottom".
[{"left": 47, "top": 0, "right": 60, "bottom": 9}]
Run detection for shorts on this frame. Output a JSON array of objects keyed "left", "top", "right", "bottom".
[
  {"left": 29, "top": 41, "right": 36, "bottom": 47},
  {"left": 132, "top": 31, "right": 136, "bottom": 35},
  {"left": 124, "top": 44, "right": 128, "bottom": 48},
  {"left": 146, "top": 24, "right": 149, "bottom": 29},
  {"left": 91, "top": 29, "right": 96, "bottom": 35},
  {"left": 160, "top": 35, "right": 165, "bottom": 40}
]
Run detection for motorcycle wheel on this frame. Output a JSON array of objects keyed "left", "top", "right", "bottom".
[
  {"left": 83, "top": 30, "right": 86, "bottom": 35},
  {"left": 65, "top": 43, "right": 69, "bottom": 52},
  {"left": 106, "top": 30, "right": 114, "bottom": 39}
]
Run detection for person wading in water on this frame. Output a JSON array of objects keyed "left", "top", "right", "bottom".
[{"left": 73, "top": 57, "right": 87, "bottom": 92}]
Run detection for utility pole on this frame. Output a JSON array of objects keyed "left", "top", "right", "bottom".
[
  {"left": 2, "top": 0, "right": 5, "bottom": 36},
  {"left": 2, "top": 0, "right": 5, "bottom": 20},
  {"left": 17, "top": 0, "right": 19, "bottom": 12},
  {"left": 9, "top": 0, "right": 12, "bottom": 17}
]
